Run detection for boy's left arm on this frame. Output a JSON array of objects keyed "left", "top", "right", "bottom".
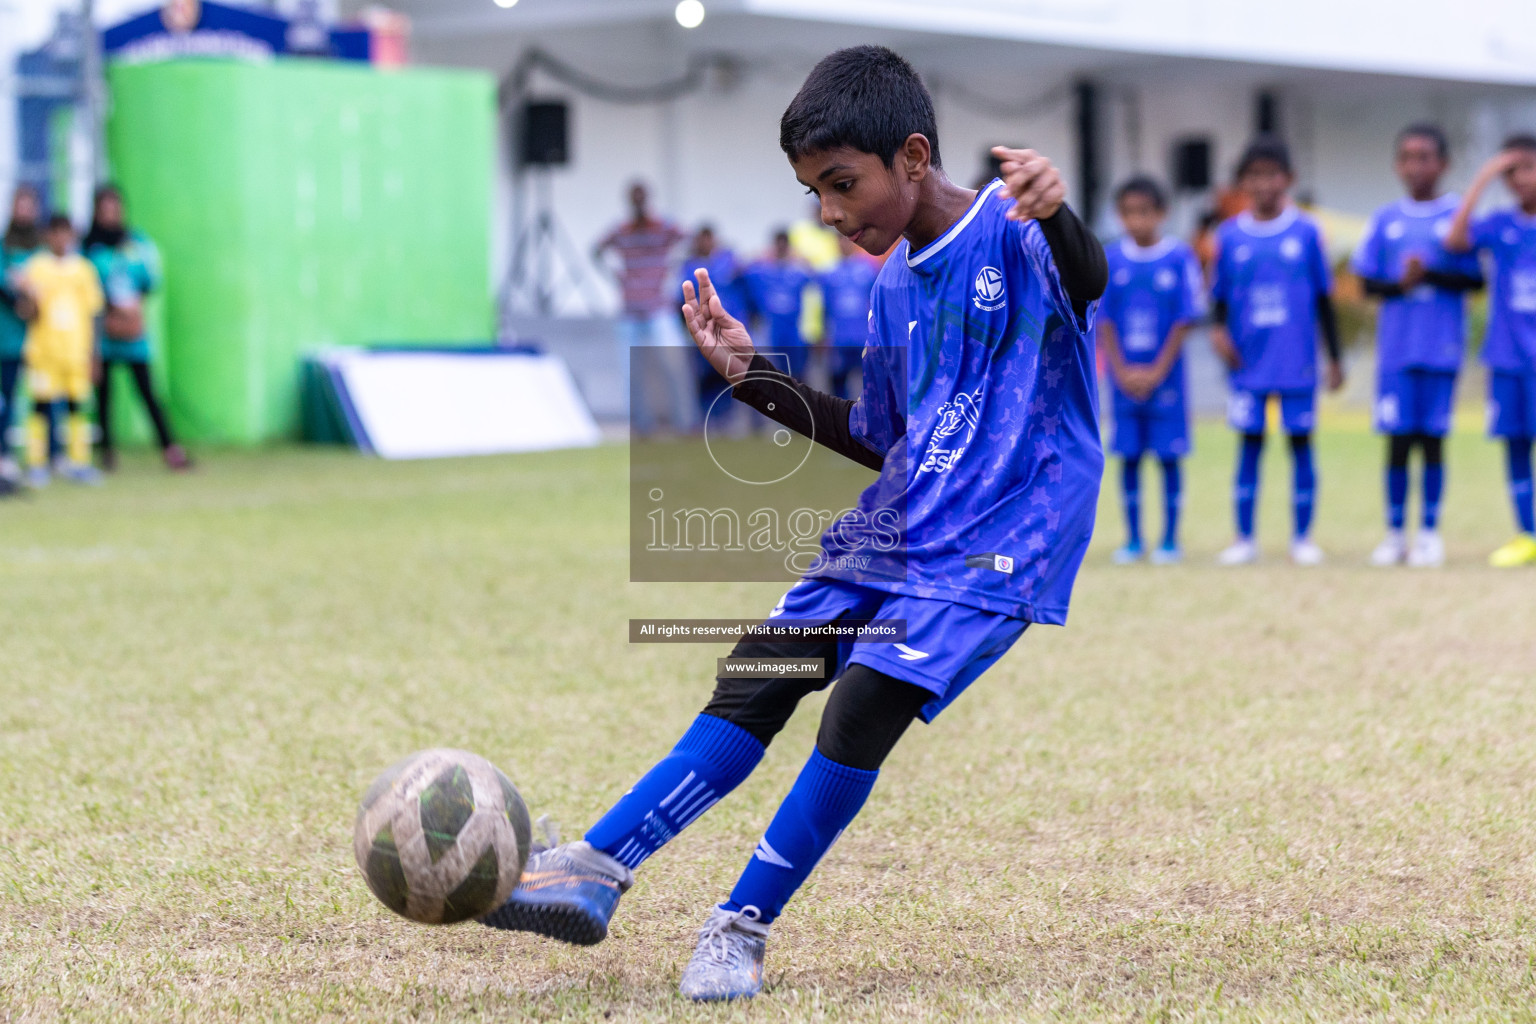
[
  {"left": 1308, "top": 228, "right": 1344, "bottom": 392},
  {"left": 992, "top": 147, "right": 1107, "bottom": 318}
]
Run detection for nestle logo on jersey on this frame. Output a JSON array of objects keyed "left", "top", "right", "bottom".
[{"left": 973, "top": 266, "right": 1006, "bottom": 311}]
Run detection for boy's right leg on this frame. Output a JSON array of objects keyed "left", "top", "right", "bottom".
[
  {"left": 1487, "top": 372, "right": 1536, "bottom": 567},
  {"left": 481, "top": 607, "right": 846, "bottom": 943},
  {"left": 1114, "top": 452, "right": 1142, "bottom": 562},
  {"left": 96, "top": 363, "right": 116, "bottom": 469},
  {"left": 1372, "top": 433, "right": 1414, "bottom": 566},
  {"left": 25, "top": 394, "right": 57, "bottom": 486},
  {"left": 1155, "top": 456, "right": 1183, "bottom": 559},
  {"left": 1489, "top": 436, "right": 1536, "bottom": 568},
  {"left": 1220, "top": 429, "right": 1265, "bottom": 564}
]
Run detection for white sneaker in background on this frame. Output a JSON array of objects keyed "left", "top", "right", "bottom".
[
  {"left": 1406, "top": 531, "right": 1445, "bottom": 568},
  {"left": 1290, "top": 537, "right": 1325, "bottom": 566},
  {"left": 1217, "top": 538, "right": 1259, "bottom": 566},
  {"left": 1369, "top": 530, "right": 1407, "bottom": 567}
]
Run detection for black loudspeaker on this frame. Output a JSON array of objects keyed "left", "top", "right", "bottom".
[
  {"left": 1172, "top": 138, "right": 1212, "bottom": 191},
  {"left": 520, "top": 100, "right": 569, "bottom": 167}
]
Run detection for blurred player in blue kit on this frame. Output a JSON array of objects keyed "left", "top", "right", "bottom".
[
  {"left": 743, "top": 229, "right": 813, "bottom": 378},
  {"left": 480, "top": 46, "right": 1108, "bottom": 1000},
  {"left": 1097, "top": 176, "right": 1205, "bottom": 564},
  {"left": 678, "top": 225, "right": 744, "bottom": 420},
  {"left": 1210, "top": 136, "right": 1345, "bottom": 566},
  {"left": 1447, "top": 135, "right": 1536, "bottom": 568},
  {"left": 818, "top": 234, "right": 878, "bottom": 398},
  {"left": 1354, "top": 125, "right": 1482, "bottom": 568}
]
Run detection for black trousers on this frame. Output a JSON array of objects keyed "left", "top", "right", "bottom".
[
  {"left": 0, "top": 357, "right": 20, "bottom": 459},
  {"left": 97, "top": 361, "right": 175, "bottom": 455},
  {"left": 701, "top": 627, "right": 934, "bottom": 772}
]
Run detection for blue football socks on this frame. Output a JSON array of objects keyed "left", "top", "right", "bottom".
[
  {"left": 1422, "top": 461, "right": 1444, "bottom": 531},
  {"left": 1234, "top": 434, "right": 1263, "bottom": 539},
  {"left": 1121, "top": 456, "right": 1142, "bottom": 549},
  {"left": 585, "top": 714, "right": 765, "bottom": 870},
  {"left": 1386, "top": 465, "right": 1409, "bottom": 531},
  {"left": 1291, "top": 435, "right": 1317, "bottom": 538},
  {"left": 1507, "top": 438, "right": 1536, "bottom": 535},
  {"left": 1160, "top": 457, "right": 1182, "bottom": 549},
  {"left": 722, "top": 749, "right": 878, "bottom": 925}
]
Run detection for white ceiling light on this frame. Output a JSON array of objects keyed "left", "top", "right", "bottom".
[
  {"left": 675, "top": 0, "right": 705, "bottom": 28},
  {"left": 493, "top": 0, "right": 518, "bottom": 8}
]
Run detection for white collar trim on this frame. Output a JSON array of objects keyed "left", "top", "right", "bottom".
[
  {"left": 1235, "top": 205, "right": 1299, "bottom": 237},
  {"left": 1119, "top": 236, "right": 1178, "bottom": 262},
  {"left": 907, "top": 180, "right": 1002, "bottom": 269},
  {"left": 1398, "top": 194, "right": 1458, "bottom": 216}
]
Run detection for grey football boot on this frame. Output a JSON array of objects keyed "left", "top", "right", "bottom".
[{"left": 677, "top": 906, "right": 771, "bottom": 1001}]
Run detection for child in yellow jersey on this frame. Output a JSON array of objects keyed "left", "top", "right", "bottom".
[{"left": 20, "top": 215, "right": 103, "bottom": 485}]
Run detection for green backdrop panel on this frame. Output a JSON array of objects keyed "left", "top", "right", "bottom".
[{"left": 106, "top": 59, "right": 494, "bottom": 443}]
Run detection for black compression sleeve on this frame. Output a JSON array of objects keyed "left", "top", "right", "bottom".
[
  {"left": 1036, "top": 204, "right": 1107, "bottom": 315},
  {"left": 1421, "top": 269, "right": 1485, "bottom": 293},
  {"left": 1360, "top": 277, "right": 1406, "bottom": 299},
  {"left": 1316, "top": 294, "right": 1341, "bottom": 363},
  {"left": 730, "top": 354, "right": 885, "bottom": 471}
]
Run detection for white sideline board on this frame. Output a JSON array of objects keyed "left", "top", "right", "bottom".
[{"left": 324, "top": 349, "right": 601, "bottom": 460}]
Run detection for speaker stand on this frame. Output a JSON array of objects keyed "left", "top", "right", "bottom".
[{"left": 500, "top": 168, "right": 599, "bottom": 325}]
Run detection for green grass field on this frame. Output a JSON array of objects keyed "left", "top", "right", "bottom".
[{"left": 2, "top": 418, "right": 1534, "bottom": 1022}]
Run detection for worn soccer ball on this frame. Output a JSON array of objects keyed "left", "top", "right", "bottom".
[{"left": 353, "top": 749, "right": 532, "bottom": 924}]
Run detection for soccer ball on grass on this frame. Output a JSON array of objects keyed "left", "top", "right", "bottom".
[{"left": 353, "top": 748, "right": 532, "bottom": 924}]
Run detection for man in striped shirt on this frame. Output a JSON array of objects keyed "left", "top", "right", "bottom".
[{"left": 596, "top": 182, "right": 695, "bottom": 436}]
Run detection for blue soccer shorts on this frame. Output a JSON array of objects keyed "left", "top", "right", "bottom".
[
  {"left": 1227, "top": 388, "right": 1315, "bottom": 434},
  {"left": 1488, "top": 370, "right": 1536, "bottom": 440},
  {"left": 1111, "top": 389, "right": 1189, "bottom": 458},
  {"left": 1375, "top": 368, "right": 1457, "bottom": 437},
  {"left": 764, "top": 577, "right": 1028, "bottom": 723}
]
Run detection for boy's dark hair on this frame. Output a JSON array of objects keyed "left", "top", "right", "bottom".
[
  {"left": 46, "top": 213, "right": 73, "bottom": 231},
  {"left": 1236, "top": 135, "right": 1292, "bottom": 177},
  {"left": 780, "top": 46, "right": 941, "bottom": 169},
  {"left": 1115, "top": 175, "right": 1167, "bottom": 211},
  {"left": 1397, "top": 122, "right": 1449, "bottom": 160},
  {"left": 1501, "top": 133, "right": 1536, "bottom": 154}
]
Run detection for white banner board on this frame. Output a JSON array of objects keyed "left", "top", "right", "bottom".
[{"left": 321, "top": 349, "right": 602, "bottom": 460}]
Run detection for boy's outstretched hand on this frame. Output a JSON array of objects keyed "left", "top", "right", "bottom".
[
  {"left": 682, "top": 268, "right": 756, "bottom": 384},
  {"left": 992, "top": 146, "right": 1066, "bottom": 222}
]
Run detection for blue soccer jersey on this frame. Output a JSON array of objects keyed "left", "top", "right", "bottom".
[
  {"left": 1101, "top": 236, "right": 1205, "bottom": 404},
  {"left": 744, "top": 261, "right": 812, "bottom": 348},
  {"left": 1469, "top": 209, "right": 1536, "bottom": 372},
  {"left": 1211, "top": 208, "right": 1332, "bottom": 392},
  {"left": 1352, "top": 195, "right": 1478, "bottom": 372},
  {"left": 819, "top": 256, "right": 879, "bottom": 347},
  {"left": 809, "top": 180, "right": 1102, "bottom": 626}
]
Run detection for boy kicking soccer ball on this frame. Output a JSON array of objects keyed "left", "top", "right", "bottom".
[
  {"left": 1445, "top": 135, "right": 1536, "bottom": 568},
  {"left": 1210, "top": 136, "right": 1344, "bottom": 566},
  {"left": 1097, "top": 176, "right": 1205, "bottom": 565},
  {"left": 480, "top": 46, "right": 1108, "bottom": 1000}
]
